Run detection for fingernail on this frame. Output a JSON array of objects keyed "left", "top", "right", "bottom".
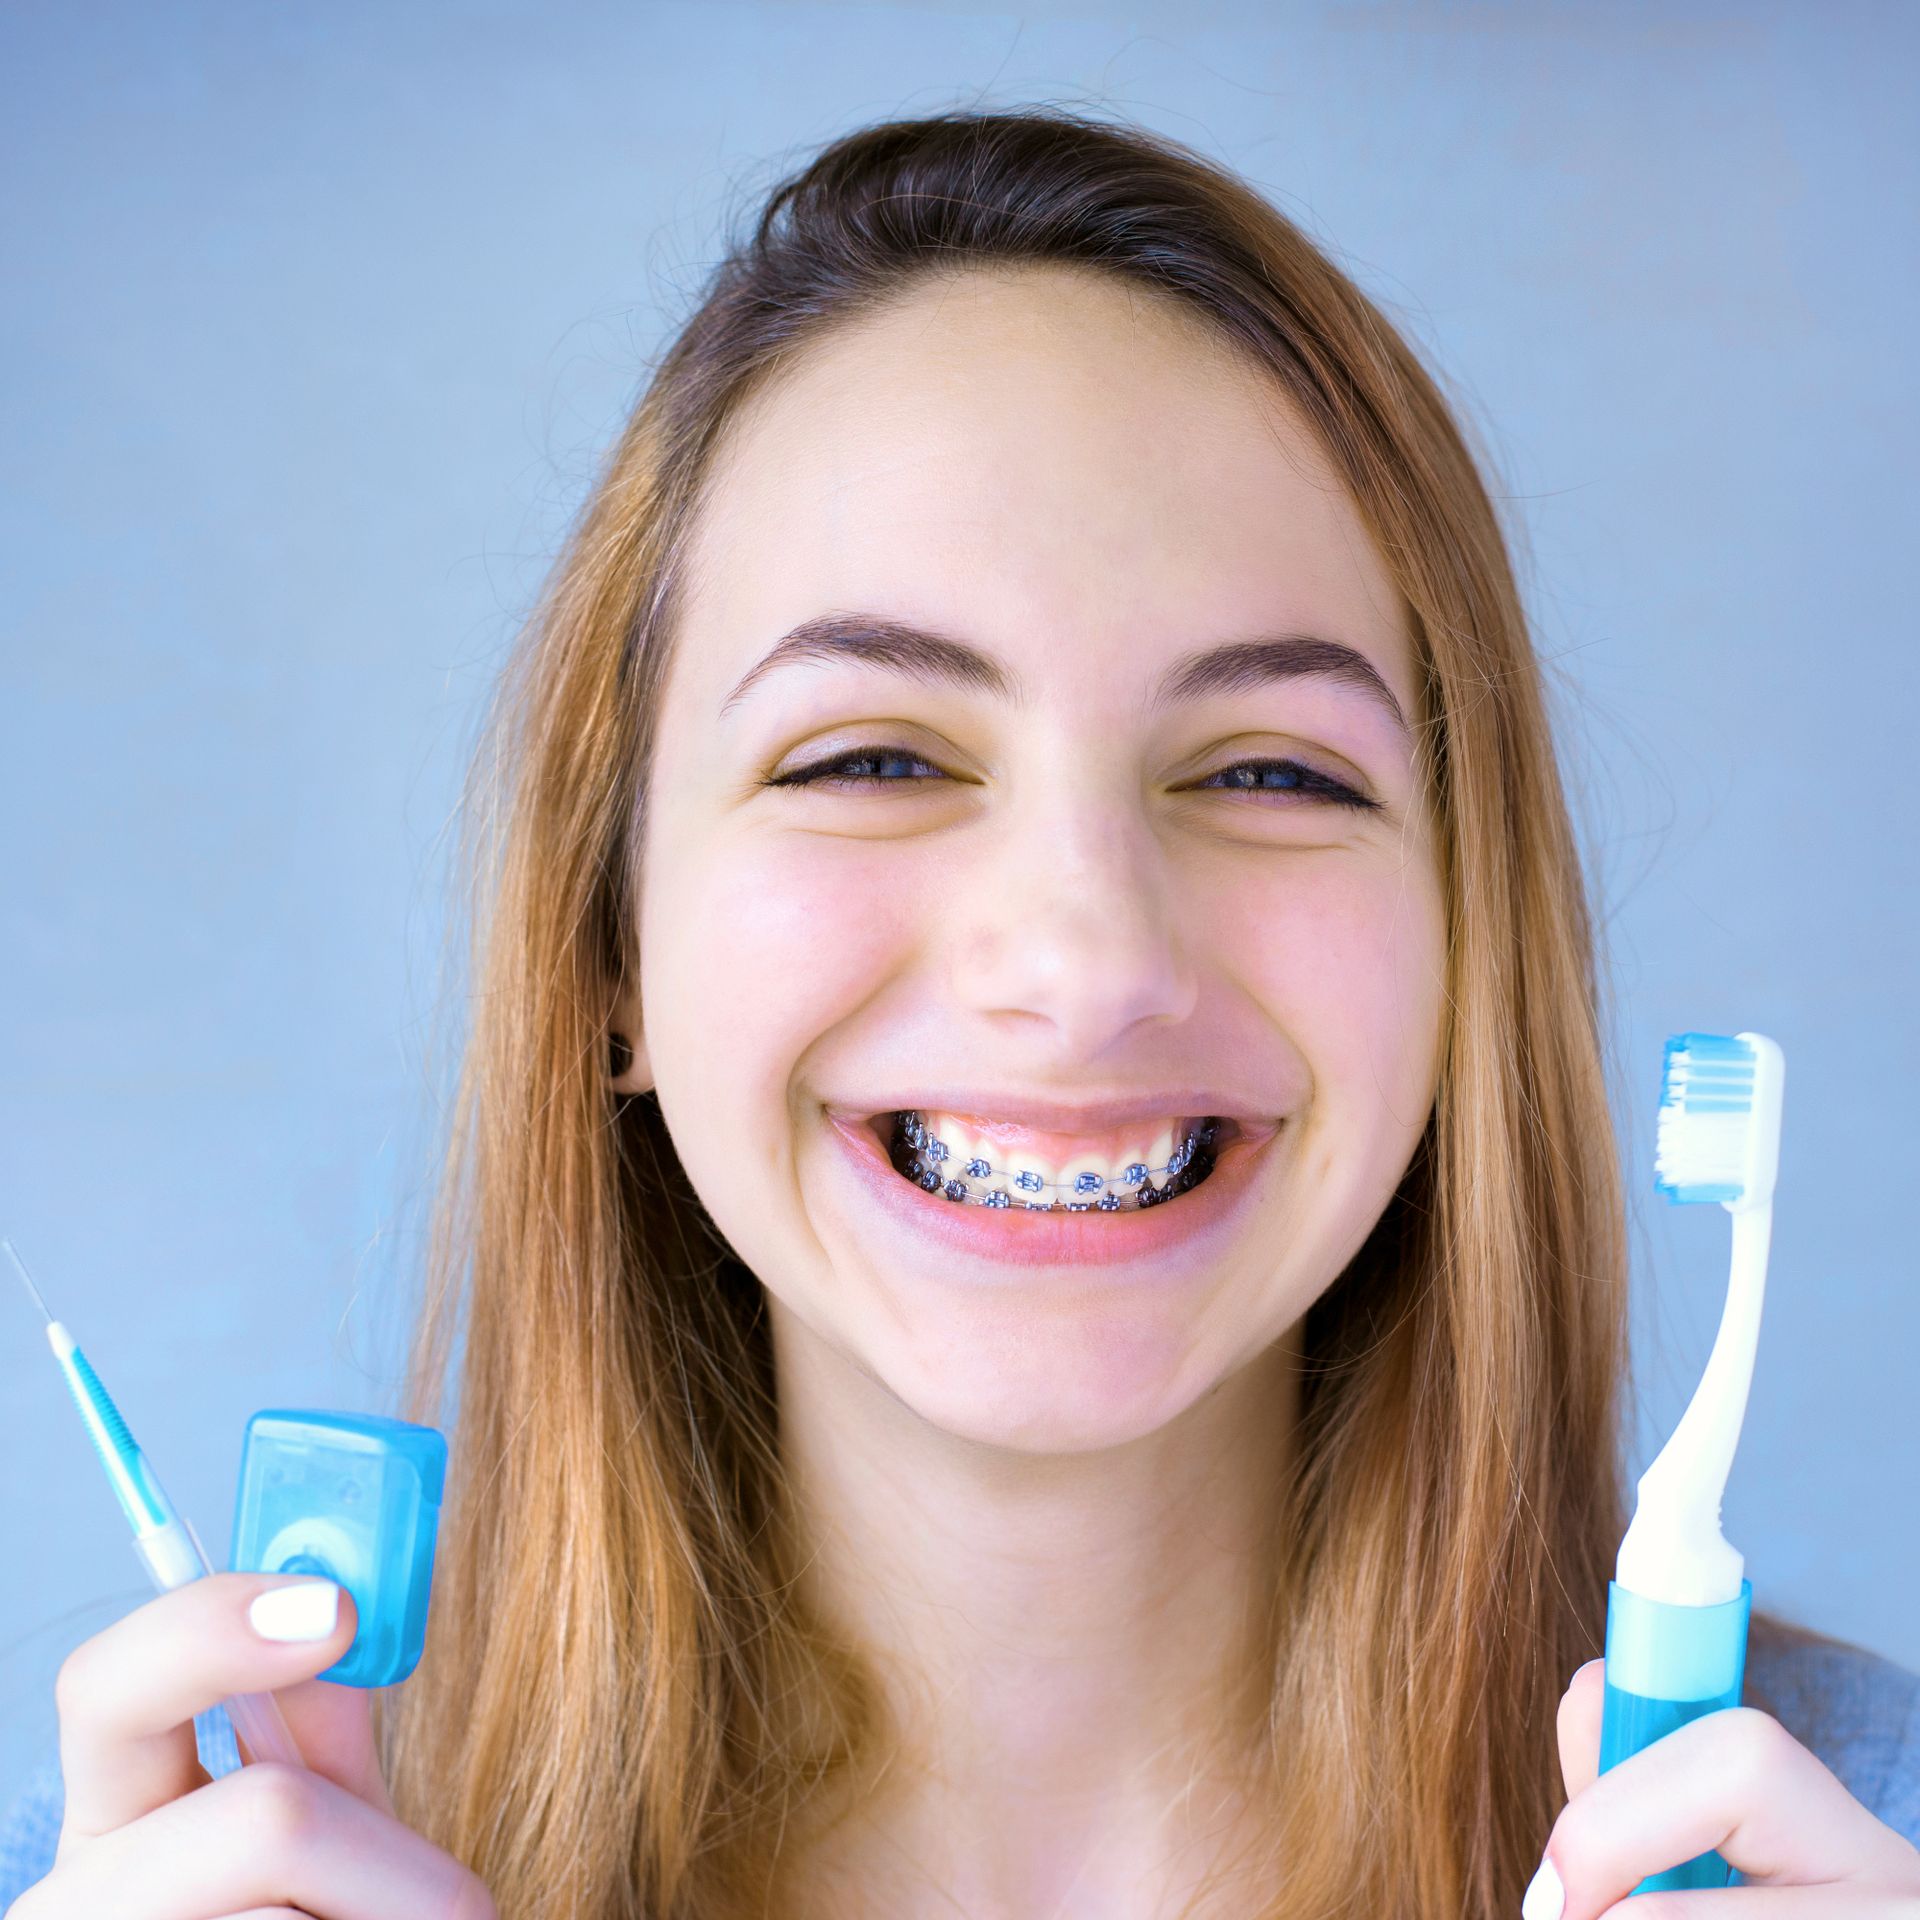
[
  {"left": 1521, "top": 1853, "right": 1564, "bottom": 1920},
  {"left": 248, "top": 1580, "right": 340, "bottom": 1642}
]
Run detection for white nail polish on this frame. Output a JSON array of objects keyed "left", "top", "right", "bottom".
[
  {"left": 248, "top": 1580, "right": 340, "bottom": 1643},
  {"left": 1521, "top": 1854, "right": 1564, "bottom": 1920}
]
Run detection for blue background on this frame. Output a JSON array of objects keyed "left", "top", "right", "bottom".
[{"left": 3, "top": 0, "right": 1914, "bottom": 1807}]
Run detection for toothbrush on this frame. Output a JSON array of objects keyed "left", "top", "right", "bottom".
[
  {"left": 5, "top": 1238, "right": 306, "bottom": 1769},
  {"left": 1599, "top": 1031, "right": 1785, "bottom": 1893}
]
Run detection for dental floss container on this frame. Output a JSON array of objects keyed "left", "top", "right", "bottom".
[{"left": 230, "top": 1410, "right": 447, "bottom": 1688}]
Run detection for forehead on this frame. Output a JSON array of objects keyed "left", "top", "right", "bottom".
[{"left": 671, "top": 264, "right": 1414, "bottom": 713}]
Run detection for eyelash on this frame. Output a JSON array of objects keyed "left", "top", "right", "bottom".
[{"left": 765, "top": 748, "right": 1382, "bottom": 812}]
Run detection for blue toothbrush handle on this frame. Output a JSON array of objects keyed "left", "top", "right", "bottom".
[{"left": 1597, "top": 1577, "right": 1752, "bottom": 1892}]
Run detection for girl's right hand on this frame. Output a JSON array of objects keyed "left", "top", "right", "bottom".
[{"left": 7, "top": 1571, "right": 496, "bottom": 1919}]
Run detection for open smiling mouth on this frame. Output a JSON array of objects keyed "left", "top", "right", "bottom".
[{"left": 883, "top": 1111, "right": 1223, "bottom": 1211}]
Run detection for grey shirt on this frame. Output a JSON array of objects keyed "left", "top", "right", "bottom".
[{"left": 2, "top": 1628, "right": 1916, "bottom": 1908}]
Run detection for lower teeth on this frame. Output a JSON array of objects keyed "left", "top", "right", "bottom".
[{"left": 888, "top": 1113, "right": 1218, "bottom": 1211}]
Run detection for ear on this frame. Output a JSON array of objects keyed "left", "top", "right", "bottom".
[{"left": 607, "top": 987, "right": 654, "bottom": 1095}]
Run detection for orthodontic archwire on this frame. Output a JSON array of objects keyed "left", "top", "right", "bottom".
[{"left": 893, "top": 1112, "right": 1216, "bottom": 1210}]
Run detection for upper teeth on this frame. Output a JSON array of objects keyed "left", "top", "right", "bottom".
[{"left": 898, "top": 1110, "right": 1206, "bottom": 1206}]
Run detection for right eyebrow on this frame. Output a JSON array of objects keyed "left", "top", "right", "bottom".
[{"left": 719, "top": 614, "right": 1020, "bottom": 713}]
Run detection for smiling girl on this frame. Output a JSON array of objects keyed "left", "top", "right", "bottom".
[{"left": 7, "top": 107, "right": 1918, "bottom": 1920}]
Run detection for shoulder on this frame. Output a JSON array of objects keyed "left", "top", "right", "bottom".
[
  {"left": 1745, "top": 1612, "right": 1920, "bottom": 1845},
  {"left": 0, "top": 1707, "right": 241, "bottom": 1910},
  {"left": 0, "top": 1756, "right": 61, "bottom": 1915}
]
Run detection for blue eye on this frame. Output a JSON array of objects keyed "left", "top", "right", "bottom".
[
  {"left": 766, "top": 749, "right": 1380, "bottom": 813},
  {"left": 1194, "top": 759, "right": 1381, "bottom": 812},
  {"left": 766, "top": 747, "right": 945, "bottom": 788}
]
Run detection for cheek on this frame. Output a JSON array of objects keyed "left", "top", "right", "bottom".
[
  {"left": 639, "top": 827, "right": 922, "bottom": 1164},
  {"left": 1210, "top": 849, "right": 1446, "bottom": 1148}
]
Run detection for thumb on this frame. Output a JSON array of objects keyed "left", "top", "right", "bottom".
[
  {"left": 234, "top": 1585, "right": 395, "bottom": 1816},
  {"left": 1556, "top": 1657, "right": 1606, "bottom": 1802}
]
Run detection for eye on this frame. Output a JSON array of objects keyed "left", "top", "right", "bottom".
[
  {"left": 762, "top": 747, "right": 1381, "bottom": 812},
  {"left": 1187, "top": 757, "right": 1382, "bottom": 813},
  {"left": 764, "top": 746, "right": 948, "bottom": 790}
]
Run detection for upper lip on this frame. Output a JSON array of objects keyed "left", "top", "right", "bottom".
[{"left": 834, "top": 1091, "right": 1277, "bottom": 1132}]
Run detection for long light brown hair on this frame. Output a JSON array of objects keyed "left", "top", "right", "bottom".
[{"left": 376, "top": 105, "right": 1745, "bottom": 1916}]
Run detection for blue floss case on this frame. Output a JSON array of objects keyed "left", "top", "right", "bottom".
[{"left": 231, "top": 1409, "right": 447, "bottom": 1688}]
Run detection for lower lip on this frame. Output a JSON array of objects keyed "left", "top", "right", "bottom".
[{"left": 822, "top": 1111, "right": 1282, "bottom": 1277}]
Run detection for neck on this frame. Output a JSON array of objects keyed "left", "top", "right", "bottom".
[{"left": 767, "top": 1298, "right": 1301, "bottom": 1918}]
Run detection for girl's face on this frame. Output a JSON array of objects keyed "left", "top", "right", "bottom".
[{"left": 630, "top": 267, "right": 1446, "bottom": 1451}]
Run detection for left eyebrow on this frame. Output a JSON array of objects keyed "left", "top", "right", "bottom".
[
  {"left": 720, "top": 611, "right": 1411, "bottom": 741},
  {"left": 1155, "top": 634, "right": 1411, "bottom": 741}
]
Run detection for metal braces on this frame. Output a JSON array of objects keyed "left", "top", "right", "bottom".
[{"left": 892, "top": 1112, "right": 1217, "bottom": 1211}]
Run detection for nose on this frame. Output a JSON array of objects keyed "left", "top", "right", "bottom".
[{"left": 945, "top": 776, "right": 1199, "bottom": 1062}]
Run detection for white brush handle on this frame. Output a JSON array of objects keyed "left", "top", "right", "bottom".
[
  {"left": 224, "top": 1686, "right": 306, "bottom": 1767},
  {"left": 135, "top": 1514, "right": 310, "bottom": 1769},
  {"left": 1617, "top": 1202, "right": 1773, "bottom": 1607}
]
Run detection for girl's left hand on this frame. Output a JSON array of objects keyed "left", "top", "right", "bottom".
[{"left": 1524, "top": 1658, "right": 1920, "bottom": 1917}]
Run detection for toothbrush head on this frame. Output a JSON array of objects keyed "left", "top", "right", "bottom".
[{"left": 1654, "top": 1031, "right": 1785, "bottom": 1212}]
